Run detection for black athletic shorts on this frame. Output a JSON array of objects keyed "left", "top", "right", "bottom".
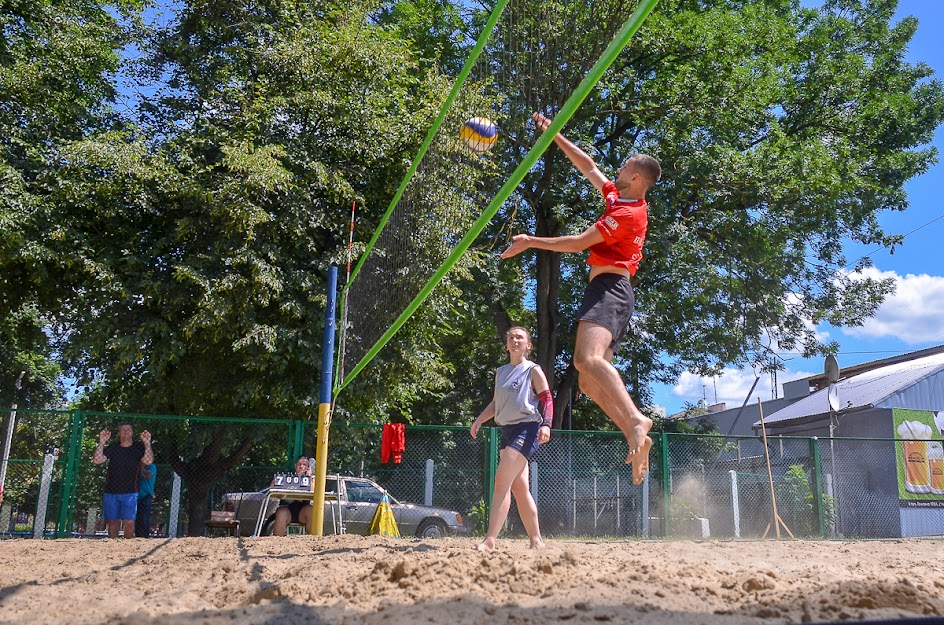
[
  {"left": 278, "top": 500, "right": 307, "bottom": 523},
  {"left": 576, "top": 273, "right": 636, "bottom": 353}
]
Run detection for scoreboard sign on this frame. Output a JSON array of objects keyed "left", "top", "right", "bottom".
[{"left": 272, "top": 473, "right": 312, "bottom": 491}]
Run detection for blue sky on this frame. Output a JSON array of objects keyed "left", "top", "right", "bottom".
[{"left": 651, "top": 0, "right": 944, "bottom": 415}]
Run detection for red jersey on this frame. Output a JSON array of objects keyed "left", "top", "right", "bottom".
[{"left": 587, "top": 180, "right": 648, "bottom": 276}]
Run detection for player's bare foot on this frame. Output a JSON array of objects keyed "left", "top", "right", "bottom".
[
  {"left": 476, "top": 539, "right": 496, "bottom": 552},
  {"left": 530, "top": 538, "right": 546, "bottom": 549},
  {"left": 627, "top": 435, "right": 652, "bottom": 485}
]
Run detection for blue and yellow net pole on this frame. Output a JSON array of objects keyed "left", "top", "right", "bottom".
[{"left": 310, "top": 266, "right": 338, "bottom": 535}]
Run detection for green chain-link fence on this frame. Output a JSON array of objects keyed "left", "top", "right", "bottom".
[{"left": 1, "top": 410, "right": 942, "bottom": 539}]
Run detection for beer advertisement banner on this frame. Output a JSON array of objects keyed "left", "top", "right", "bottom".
[{"left": 893, "top": 408, "right": 944, "bottom": 507}]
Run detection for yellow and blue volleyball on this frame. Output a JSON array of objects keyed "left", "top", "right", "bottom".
[{"left": 460, "top": 117, "right": 498, "bottom": 153}]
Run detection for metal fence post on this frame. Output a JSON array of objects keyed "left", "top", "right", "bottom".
[
  {"left": 660, "top": 431, "right": 671, "bottom": 537},
  {"left": 641, "top": 471, "right": 649, "bottom": 538},
  {"left": 56, "top": 410, "right": 85, "bottom": 537},
  {"left": 729, "top": 469, "right": 741, "bottom": 538},
  {"left": 424, "top": 458, "right": 434, "bottom": 506},
  {"left": 34, "top": 448, "right": 57, "bottom": 539},
  {"left": 168, "top": 472, "right": 182, "bottom": 537},
  {"left": 292, "top": 419, "right": 304, "bottom": 465},
  {"left": 810, "top": 436, "right": 826, "bottom": 537},
  {"left": 484, "top": 427, "right": 498, "bottom": 523}
]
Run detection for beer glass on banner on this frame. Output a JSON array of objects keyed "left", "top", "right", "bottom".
[{"left": 898, "top": 420, "right": 932, "bottom": 494}]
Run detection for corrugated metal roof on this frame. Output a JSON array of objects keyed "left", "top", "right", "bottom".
[{"left": 759, "top": 351, "right": 944, "bottom": 426}]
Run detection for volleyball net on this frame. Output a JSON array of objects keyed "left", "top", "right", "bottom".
[{"left": 335, "top": 0, "right": 662, "bottom": 395}]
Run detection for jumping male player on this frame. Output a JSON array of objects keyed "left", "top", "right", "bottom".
[{"left": 501, "top": 112, "right": 661, "bottom": 484}]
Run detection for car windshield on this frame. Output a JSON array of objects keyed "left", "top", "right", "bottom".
[{"left": 345, "top": 480, "right": 384, "bottom": 503}]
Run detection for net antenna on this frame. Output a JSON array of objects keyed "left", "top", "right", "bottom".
[
  {"left": 335, "top": 0, "right": 661, "bottom": 396},
  {"left": 333, "top": 198, "right": 357, "bottom": 413}
]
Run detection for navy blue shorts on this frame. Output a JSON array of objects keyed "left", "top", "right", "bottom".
[
  {"left": 576, "top": 273, "right": 635, "bottom": 353},
  {"left": 500, "top": 421, "right": 541, "bottom": 460}
]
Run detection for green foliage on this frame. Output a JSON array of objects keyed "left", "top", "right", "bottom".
[
  {"left": 4, "top": 1, "right": 453, "bottom": 420},
  {"left": 0, "top": 0, "right": 134, "bottom": 407},
  {"left": 376, "top": 0, "right": 469, "bottom": 75},
  {"left": 779, "top": 463, "right": 834, "bottom": 537},
  {"left": 465, "top": 497, "right": 488, "bottom": 536}
]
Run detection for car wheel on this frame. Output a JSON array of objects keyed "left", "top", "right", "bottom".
[{"left": 416, "top": 518, "right": 448, "bottom": 539}]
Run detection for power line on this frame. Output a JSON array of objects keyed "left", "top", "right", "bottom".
[{"left": 847, "top": 212, "right": 944, "bottom": 270}]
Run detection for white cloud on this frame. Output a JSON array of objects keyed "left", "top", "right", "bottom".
[
  {"left": 672, "top": 366, "right": 819, "bottom": 413},
  {"left": 674, "top": 367, "right": 770, "bottom": 410},
  {"left": 842, "top": 268, "right": 944, "bottom": 344},
  {"left": 665, "top": 269, "right": 944, "bottom": 414}
]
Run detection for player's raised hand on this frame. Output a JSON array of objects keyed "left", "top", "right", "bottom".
[{"left": 532, "top": 112, "right": 552, "bottom": 132}]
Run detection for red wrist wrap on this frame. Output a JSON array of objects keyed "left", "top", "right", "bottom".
[{"left": 539, "top": 390, "right": 554, "bottom": 428}]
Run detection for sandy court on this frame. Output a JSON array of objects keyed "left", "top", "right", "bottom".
[{"left": 1, "top": 536, "right": 943, "bottom": 624}]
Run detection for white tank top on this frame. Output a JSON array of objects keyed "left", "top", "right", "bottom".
[{"left": 493, "top": 359, "right": 541, "bottom": 426}]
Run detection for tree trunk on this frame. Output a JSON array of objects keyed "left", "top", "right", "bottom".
[
  {"left": 185, "top": 480, "right": 212, "bottom": 537},
  {"left": 486, "top": 287, "right": 513, "bottom": 344},
  {"left": 534, "top": 191, "right": 563, "bottom": 413},
  {"left": 535, "top": 248, "right": 560, "bottom": 392},
  {"left": 167, "top": 427, "right": 255, "bottom": 536},
  {"left": 555, "top": 363, "right": 578, "bottom": 430}
]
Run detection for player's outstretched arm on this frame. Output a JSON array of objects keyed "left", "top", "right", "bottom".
[
  {"left": 532, "top": 112, "right": 607, "bottom": 191},
  {"left": 500, "top": 225, "right": 604, "bottom": 259}
]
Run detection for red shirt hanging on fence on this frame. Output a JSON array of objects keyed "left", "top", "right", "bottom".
[{"left": 381, "top": 423, "right": 405, "bottom": 464}]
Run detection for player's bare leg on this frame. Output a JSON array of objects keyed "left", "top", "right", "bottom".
[
  {"left": 574, "top": 322, "right": 652, "bottom": 483},
  {"left": 580, "top": 372, "right": 652, "bottom": 483},
  {"left": 510, "top": 462, "right": 545, "bottom": 549},
  {"left": 629, "top": 434, "right": 653, "bottom": 485},
  {"left": 478, "top": 447, "right": 529, "bottom": 552}
]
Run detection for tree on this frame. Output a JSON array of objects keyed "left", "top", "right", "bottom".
[
  {"left": 0, "top": 0, "right": 140, "bottom": 407},
  {"left": 5, "top": 0, "right": 459, "bottom": 533},
  {"left": 498, "top": 0, "right": 944, "bottom": 427}
]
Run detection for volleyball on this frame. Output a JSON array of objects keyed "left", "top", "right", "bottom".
[{"left": 460, "top": 117, "right": 498, "bottom": 152}]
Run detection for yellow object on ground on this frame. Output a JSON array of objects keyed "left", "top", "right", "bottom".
[{"left": 368, "top": 494, "right": 400, "bottom": 537}]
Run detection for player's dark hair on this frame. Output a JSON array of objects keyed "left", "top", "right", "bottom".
[{"left": 630, "top": 154, "right": 661, "bottom": 187}]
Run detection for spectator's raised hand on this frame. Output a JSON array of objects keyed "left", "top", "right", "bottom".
[
  {"left": 140, "top": 430, "right": 152, "bottom": 444},
  {"left": 99, "top": 429, "right": 111, "bottom": 445}
]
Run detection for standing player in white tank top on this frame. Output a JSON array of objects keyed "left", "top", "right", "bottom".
[{"left": 470, "top": 327, "right": 554, "bottom": 551}]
